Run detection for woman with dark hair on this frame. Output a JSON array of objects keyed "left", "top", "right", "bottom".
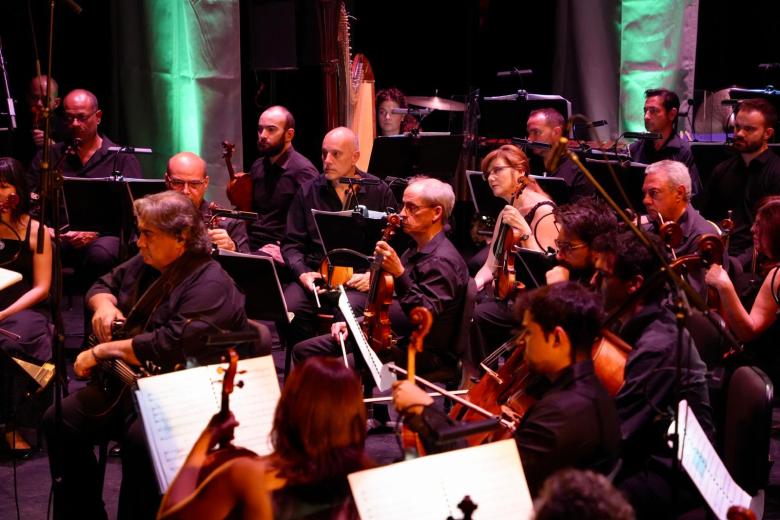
[
  {"left": 473, "top": 144, "right": 558, "bottom": 292},
  {"left": 159, "top": 356, "right": 370, "bottom": 519},
  {"left": 0, "top": 157, "right": 52, "bottom": 455},
  {"left": 376, "top": 87, "right": 419, "bottom": 136},
  {"left": 706, "top": 197, "right": 780, "bottom": 341}
]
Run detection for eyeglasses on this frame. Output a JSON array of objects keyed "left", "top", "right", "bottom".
[
  {"left": 643, "top": 188, "right": 671, "bottom": 201},
  {"left": 166, "top": 176, "right": 207, "bottom": 189},
  {"left": 401, "top": 201, "right": 435, "bottom": 214},
  {"left": 64, "top": 111, "right": 98, "bottom": 123},
  {"left": 482, "top": 165, "right": 515, "bottom": 181},
  {"left": 554, "top": 239, "right": 587, "bottom": 253}
]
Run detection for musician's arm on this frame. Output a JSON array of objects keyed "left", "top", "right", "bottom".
[
  {"left": 474, "top": 222, "right": 500, "bottom": 292},
  {"left": 73, "top": 338, "right": 137, "bottom": 378},
  {"left": 0, "top": 219, "right": 51, "bottom": 321},
  {"left": 280, "top": 190, "right": 314, "bottom": 279}
]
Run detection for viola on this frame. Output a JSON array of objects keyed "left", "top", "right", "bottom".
[
  {"left": 222, "top": 141, "right": 253, "bottom": 212},
  {"left": 670, "top": 233, "right": 726, "bottom": 310},
  {"left": 450, "top": 329, "right": 631, "bottom": 446},
  {"left": 362, "top": 213, "right": 402, "bottom": 352},
  {"left": 493, "top": 177, "right": 530, "bottom": 300},
  {"left": 401, "top": 306, "right": 433, "bottom": 456}
]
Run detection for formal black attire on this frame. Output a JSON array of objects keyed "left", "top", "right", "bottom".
[
  {"left": 43, "top": 252, "right": 248, "bottom": 520},
  {"left": 613, "top": 300, "right": 715, "bottom": 518},
  {"left": 199, "top": 200, "right": 250, "bottom": 254},
  {"left": 4, "top": 109, "right": 68, "bottom": 168},
  {"left": 247, "top": 146, "right": 319, "bottom": 251},
  {"left": 700, "top": 148, "right": 780, "bottom": 270},
  {"left": 282, "top": 171, "right": 397, "bottom": 348},
  {"left": 630, "top": 134, "right": 702, "bottom": 198},
  {"left": 0, "top": 218, "right": 52, "bottom": 428},
  {"left": 293, "top": 230, "right": 469, "bottom": 375},
  {"left": 410, "top": 360, "right": 620, "bottom": 497},
  {"left": 550, "top": 155, "right": 596, "bottom": 201}
]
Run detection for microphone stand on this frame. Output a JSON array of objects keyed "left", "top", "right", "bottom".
[{"left": 558, "top": 114, "right": 739, "bottom": 514}]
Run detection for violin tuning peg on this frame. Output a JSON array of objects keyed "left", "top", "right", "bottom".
[{"left": 236, "top": 380, "right": 245, "bottom": 388}]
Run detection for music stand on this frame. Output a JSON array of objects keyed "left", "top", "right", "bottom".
[
  {"left": 530, "top": 175, "right": 570, "bottom": 205},
  {"left": 126, "top": 178, "right": 167, "bottom": 201},
  {"left": 582, "top": 158, "right": 647, "bottom": 213},
  {"left": 466, "top": 170, "right": 504, "bottom": 220},
  {"left": 367, "top": 134, "right": 464, "bottom": 181},
  {"left": 513, "top": 247, "right": 558, "bottom": 289},
  {"left": 478, "top": 93, "right": 571, "bottom": 140},
  {"left": 312, "top": 208, "right": 389, "bottom": 270}
]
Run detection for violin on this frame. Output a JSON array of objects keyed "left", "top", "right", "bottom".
[
  {"left": 493, "top": 176, "right": 530, "bottom": 300},
  {"left": 362, "top": 214, "right": 402, "bottom": 352},
  {"left": 670, "top": 233, "right": 726, "bottom": 310},
  {"left": 222, "top": 141, "right": 253, "bottom": 212},
  {"left": 401, "top": 307, "right": 433, "bottom": 456},
  {"left": 449, "top": 329, "right": 631, "bottom": 446}
]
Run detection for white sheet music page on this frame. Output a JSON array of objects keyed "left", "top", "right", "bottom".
[
  {"left": 674, "top": 400, "right": 753, "bottom": 519},
  {"left": 136, "top": 355, "right": 280, "bottom": 492},
  {"left": 0, "top": 267, "right": 22, "bottom": 291},
  {"left": 348, "top": 439, "right": 532, "bottom": 520}
]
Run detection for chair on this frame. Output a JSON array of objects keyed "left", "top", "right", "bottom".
[{"left": 722, "top": 365, "right": 773, "bottom": 497}]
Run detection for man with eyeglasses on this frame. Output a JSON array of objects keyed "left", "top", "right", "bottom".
[
  {"left": 165, "top": 151, "right": 249, "bottom": 253},
  {"left": 233, "top": 105, "right": 318, "bottom": 261},
  {"left": 29, "top": 89, "right": 143, "bottom": 296}
]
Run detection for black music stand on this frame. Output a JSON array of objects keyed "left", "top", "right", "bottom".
[
  {"left": 530, "top": 175, "right": 570, "bottom": 205},
  {"left": 582, "top": 158, "right": 647, "bottom": 213},
  {"left": 478, "top": 93, "right": 571, "bottom": 140},
  {"left": 367, "top": 134, "right": 464, "bottom": 182},
  {"left": 466, "top": 170, "right": 504, "bottom": 220},
  {"left": 312, "top": 208, "right": 389, "bottom": 270},
  {"left": 126, "top": 178, "right": 167, "bottom": 201},
  {"left": 513, "top": 247, "right": 558, "bottom": 289}
]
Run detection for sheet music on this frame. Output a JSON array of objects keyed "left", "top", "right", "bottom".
[
  {"left": 673, "top": 400, "right": 753, "bottom": 519},
  {"left": 136, "top": 355, "right": 280, "bottom": 492},
  {"left": 0, "top": 267, "right": 22, "bottom": 291},
  {"left": 348, "top": 439, "right": 532, "bottom": 520}
]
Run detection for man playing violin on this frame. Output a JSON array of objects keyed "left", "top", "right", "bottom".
[
  {"left": 282, "top": 126, "right": 397, "bottom": 349},
  {"left": 292, "top": 177, "right": 469, "bottom": 379},
  {"left": 42, "top": 191, "right": 251, "bottom": 519},
  {"left": 394, "top": 282, "right": 620, "bottom": 497},
  {"left": 591, "top": 230, "right": 714, "bottom": 518},
  {"left": 165, "top": 151, "right": 250, "bottom": 253}
]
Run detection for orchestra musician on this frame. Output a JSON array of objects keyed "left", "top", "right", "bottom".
[
  {"left": 234, "top": 106, "right": 318, "bottom": 260},
  {"left": 376, "top": 87, "right": 419, "bottom": 136},
  {"left": 526, "top": 108, "right": 595, "bottom": 200},
  {"left": 629, "top": 88, "right": 702, "bottom": 199},
  {"left": 393, "top": 282, "right": 620, "bottom": 496},
  {"left": 641, "top": 159, "right": 726, "bottom": 297},
  {"left": 9, "top": 75, "right": 67, "bottom": 166},
  {"left": 158, "top": 356, "right": 370, "bottom": 520},
  {"left": 164, "top": 151, "right": 250, "bottom": 253},
  {"left": 0, "top": 157, "right": 52, "bottom": 456},
  {"left": 591, "top": 230, "right": 714, "bottom": 518},
  {"left": 29, "top": 89, "right": 143, "bottom": 295},
  {"left": 42, "top": 191, "right": 251, "bottom": 519},
  {"left": 700, "top": 98, "right": 780, "bottom": 271},
  {"left": 281, "top": 126, "right": 397, "bottom": 349}
]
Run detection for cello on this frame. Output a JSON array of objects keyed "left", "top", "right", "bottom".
[
  {"left": 493, "top": 176, "right": 530, "bottom": 300},
  {"left": 362, "top": 213, "right": 402, "bottom": 352},
  {"left": 401, "top": 306, "right": 433, "bottom": 456},
  {"left": 222, "top": 141, "right": 253, "bottom": 212}
]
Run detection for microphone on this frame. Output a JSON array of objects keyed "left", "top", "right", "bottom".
[
  {"left": 573, "top": 119, "right": 608, "bottom": 129},
  {"left": 496, "top": 68, "right": 533, "bottom": 78},
  {"left": 384, "top": 176, "right": 409, "bottom": 186},
  {"left": 212, "top": 208, "right": 259, "bottom": 221},
  {"left": 391, "top": 107, "right": 432, "bottom": 116},
  {"left": 623, "top": 132, "right": 662, "bottom": 140},
  {"left": 204, "top": 328, "right": 260, "bottom": 347},
  {"left": 721, "top": 99, "right": 739, "bottom": 107},
  {"left": 339, "top": 177, "right": 380, "bottom": 186},
  {"left": 511, "top": 138, "right": 552, "bottom": 151},
  {"left": 107, "top": 146, "right": 153, "bottom": 154}
]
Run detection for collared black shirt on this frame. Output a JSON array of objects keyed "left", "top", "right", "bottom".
[
  {"left": 87, "top": 253, "right": 248, "bottom": 370},
  {"left": 281, "top": 170, "right": 397, "bottom": 278},
  {"left": 615, "top": 300, "right": 714, "bottom": 469},
  {"left": 247, "top": 146, "right": 319, "bottom": 250},
  {"left": 390, "top": 230, "right": 470, "bottom": 358},
  {"left": 29, "top": 135, "right": 143, "bottom": 192},
  {"left": 551, "top": 155, "right": 597, "bottom": 200},
  {"left": 198, "top": 201, "right": 250, "bottom": 254},
  {"left": 630, "top": 134, "right": 702, "bottom": 197},
  {"left": 700, "top": 148, "right": 780, "bottom": 269}
]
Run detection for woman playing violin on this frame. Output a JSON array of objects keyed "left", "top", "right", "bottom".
[
  {"left": 159, "top": 356, "right": 370, "bottom": 519},
  {"left": 0, "top": 157, "right": 52, "bottom": 455},
  {"left": 473, "top": 145, "right": 558, "bottom": 293}
]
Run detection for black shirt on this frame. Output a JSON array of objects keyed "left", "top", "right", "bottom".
[
  {"left": 87, "top": 253, "right": 248, "bottom": 370},
  {"left": 630, "top": 134, "right": 702, "bottom": 197},
  {"left": 282, "top": 171, "right": 397, "bottom": 278},
  {"left": 29, "top": 135, "right": 143, "bottom": 192},
  {"left": 247, "top": 146, "right": 319, "bottom": 250},
  {"left": 199, "top": 201, "right": 250, "bottom": 254},
  {"left": 550, "top": 155, "right": 597, "bottom": 200},
  {"left": 700, "top": 148, "right": 780, "bottom": 269}
]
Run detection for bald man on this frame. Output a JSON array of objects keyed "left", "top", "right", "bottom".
[
  {"left": 281, "top": 126, "right": 397, "bottom": 347},
  {"left": 165, "top": 152, "right": 250, "bottom": 253},
  {"left": 236, "top": 105, "right": 318, "bottom": 259}
]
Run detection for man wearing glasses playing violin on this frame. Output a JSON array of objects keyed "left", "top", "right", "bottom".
[{"left": 165, "top": 151, "right": 250, "bottom": 253}]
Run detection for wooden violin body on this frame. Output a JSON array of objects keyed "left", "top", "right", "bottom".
[
  {"left": 222, "top": 141, "right": 253, "bottom": 212},
  {"left": 362, "top": 214, "right": 402, "bottom": 352},
  {"left": 493, "top": 178, "right": 530, "bottom": 300}
]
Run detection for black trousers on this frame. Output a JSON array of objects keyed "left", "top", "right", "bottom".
[
  {"left": 467, "top": 295, "right": 516, "bottom": 369},
  {"left": 43, "top": 382, "right": 160, "bottom": 520}
]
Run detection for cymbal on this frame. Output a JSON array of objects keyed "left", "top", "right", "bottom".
[{"left": 406, "top": 96, "right": 466, "bottom": 112}]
